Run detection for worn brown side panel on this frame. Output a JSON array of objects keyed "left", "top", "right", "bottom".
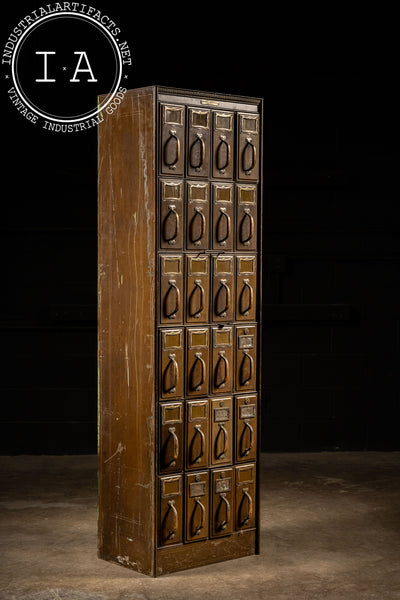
[
  {"left": 98, "top": 87, "right": 156, "bottom": 576},
  {"left": 156, "top": 531, "right": 256, "bottom": 576}
]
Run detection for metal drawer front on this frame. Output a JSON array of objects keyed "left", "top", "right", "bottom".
[
  {"left": 235, "top": 464, "right": 256, "bottom": 531},
  {"left": 159, "top": 402, "right": 184, "bottom": 474},
  {"left": 235, "top": 395, "right": 257, "bottom": 463},
  {"left": 159, "top": 255, "right": 183, "bottom": 324},
  {"left": 186, "top": 255, "right": 210, "bottom": 324},
  {"left": 159, "top": 179, "right": 184, "bottom": 250},
  {"left": 186, "top": 399, "right": 210, "bottom": 471},
  {"left": 212, "top": 110, "right": 234, "bottom": 180},
  {"left": 159, "top": 475, "right": 183, "bottom": 546},
  {"left": 160, "top": 329, "right": 184, "bottom": 399},
  {"left": 186, "top": 182, "right": 210, "bottom": 251},
  {"left": 160, "top": 104, "right": 185, "bottom": 176},
  {"left": 212, "top": 183, "right": 234, "bottom": 251},
  {"left": 235, "top": 325, "right": 257, "bottom": 392},
  {"left": 211, "top": 467, "right": 234, "bottom": 538},
  {"left": 211, "top": 326, "right": 233, "bottom": 394},
  {"left": 236, "top": 184, "right": 257, "bottom": 251},
  {"left": 237, "top": 112, "right": 260, "bottom": 181},
  {"left": 211, "top": 397, "right": 233, "bottom": 467},
  {"left": 185, "top": 471, "right": 210, "bottom": 542},
  {"left": 187, "top": 108, "right": 211, "bottom": 179}
]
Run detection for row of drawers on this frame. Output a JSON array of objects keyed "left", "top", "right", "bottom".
[
  {"left": 159, "top": 394, "right": 258, "bottom": 475},
  {"left": 160, "top": 104, "right": 260, "bottom": 182},
  {"left": 159, "top": 179, "right": 258, "bottom": 251},
  {"left": 159, "top": 253, "right": 258, "bottom": 324},
  {"left": 159, "top": 464, "right": 257, "bottom": 547},
  {"left": 159, "top": 325, "right": 257, "bottom": 399}
]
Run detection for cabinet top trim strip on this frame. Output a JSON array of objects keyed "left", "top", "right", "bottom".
[{"left": 158, "top": 93, "right": 260, "bottom": 114}]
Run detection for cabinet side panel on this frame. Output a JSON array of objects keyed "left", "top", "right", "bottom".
[{"left": 98, "top": 88, "right": 156, "bottom": 575}]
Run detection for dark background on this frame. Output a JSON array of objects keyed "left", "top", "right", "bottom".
[{"left": 1, "top": 5, "right": 399, "bottom": 454}]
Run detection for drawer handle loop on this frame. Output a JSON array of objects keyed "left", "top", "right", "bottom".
[
  {"left": 189, "top": 207, "right": 206, "bottom": 244},
  {"left": 190, "top": 352, "right": 205, "bottom": 391},
  {"left": 242, "top": 137, "right": 256, "bottom": 174},
  {"left": 163, "top": 353, "right": 178, "bottom": 394},
  {"left": 163, "top": 426, "right": 179, "bottom": 467},
  {"left": 164, "top": 280, "right": 180, "bottom": 319},
  {"left": 162, "top": 205, "right": 179, "bottom": 244},
  {"left": 214, "top": 351, "right": 228, "bottom": 389},
  {"left": 190, "top": 424, "right": 205, "bottom": 464},
  {"left": 189, "top": 279, "right": 204, "bottom": 318},
  {"left": 239, "top": 488, "right": 253, "bottom": 527},
  {"left": 190, "top": 132, "right": 205, "bottom": 169},
  {"left": 216, "top": 208, "right": 230, "bottom": 244},
  {"left": 215, "top": 279, "right": 230, "bottom": 317},
  {"left": 239, "top": 279, "right": 253, "bottom": 316},
  {"left": 216, "top": 492, "right": 231, "bottom": 531},
  {"left": 191, "top": 497, "right": 206, "bottom": 536},
  {"left": 216, "top": 136, "right": 230, "bottom": 172},
  {"left": 164, "top": 130, "right": 180, "bottom": 168},
  {"left": 215, "top": 423, "right": 228, "bottom": 460},
  {"left": 239, "top": 350, "right": 253, "bottom": 386},
  {"left": 240, "top": 420, "right": 254, "bottom": 457},
  {"left": 163, "top": 499, "right": 178, "bottom": 541},
  {"left": 239, "top": 209, "right": 254, "bottom": 245}
]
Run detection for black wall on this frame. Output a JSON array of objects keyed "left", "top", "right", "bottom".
[{"left": 2, "top": 6, "right": 399, "bottom": 453}]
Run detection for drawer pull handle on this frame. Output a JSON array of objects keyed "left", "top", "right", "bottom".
[
  {"left": 215, "top": 279, "right": 230, "bottom": 317},
  {"left": 216, "top": 208, "right": 230, "bottom": 244},
  {"left": 239, "top": 488, "right": 253, "bottom": 527},
  {"left": 163, "top": 499, "right": 178, "bottom": 541},
  {"left": 191, "top": 497, "right": 206, "bottom": 536},
  {"left": 190, "top": 424, "right": 205, "bottom": 464},
  {"left": 216, "top": 492, "right": 231, "bottom": 531},
  {"left": 216, "top": 136, "right": 230, "bottom": 172},
  {"left": 214, "top": 351, "right": 228, "bottom": 389},
  {"left": 164, "top": 280, "right": 180, "bottom": 319},
  {"left": 240, "top": 420, "right": 254, "bottom": 457},
  {"left": 189, "top": 352, "right": 205, "bottom": 391},
  {"left": 189, "top": 279, "right": 204, "bottom": 318},
  {"left": 239, "top": 279, "right": 253, "bottom": 316},
  {"left": 242, "top": 137, "right": 256, "bottom": 174},
  {"left": 189, "top": 132, "right": 205, "bottom": 169},
  {"left": 239, "top": 210, "right": 254, "bottom": 245},
  {"left": 163, "top": 353, "right": 178, "bottom": 394},
  {"left": 189, "top": 207, "right": 206, "bottom": 244},
  {"left": 239, "top": 350, "right": 253, "bottom": 386},
  {"left": 162, "top": 205, "right": 179, "bottom": 244},
  {"left": 164, "top": 130, "right": 180, "bottom": 168},
  {"left": 215, "top": 423, "right": 228, "bottom": 460},
  {"left": 163, "top": 426, "right": 179, "bottom": 467}
]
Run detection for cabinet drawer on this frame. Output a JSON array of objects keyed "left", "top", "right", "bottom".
[
  {"left": 235, "top": 464, "right": 256, "bottom": 531},
  {"left": 235, "top": 326, "right": 257, "bottom": 392},
  {"left": 186, "top": 254, "right": 210, "bottom": 323},
  {"left": 186, "top": 182, "right": 210, "bottom": 251},
  {"left": 212, "top": 182, "right": 234, "bottom": 251},
  {"left": 159, "top": 255, "right": 183, "bottom": 324},
  {"left": 159, "top": 402, "right": 184, "bottom": 474},
  {"left": 160, "top": 104, "right": 185, "bottom": 176},
  {"left": 160, "top": 328, "right": 184, "bottom": 399},
  {"left": 212, "top": 255, "right": 234, "bottom": 323},
  {"left": 237, "top": 113, "right": 260, "bottom": 181},
  {"left": 236, "top": 184, "right": 257, "bottom": 251},
  {"left": 211, "top": 326, "right": 233, "bottom": 394},
  {"left": 212, "top": 110, "right": 234, "bottom": 180},
  {"left": 235, "top": 395, "right": 257, "bottom": 463},
  {"left": 187, "top": 108, "right": 211, "bottom": 179},
  {"left": 159, "top": 179, "right": 184, "bottom": 249},
  {"left": 159, "top": 475, "right": 183, "bottom": 546},
  {"left": 187, "top": 327, "right": 209, "bottom": 397},
  {"left": 236, "top": 255, "right": 257, "bottom": 321},
  {"left": 211, "top": 467, "right": 234, "bottom": 537},
  {"left": 211, "top": 397, "right": 233, "bottom": 467},
  {"left": 185, "top": 471, "right": 210, "bottom": 542},
  {"left": 186, "top": 399, "right": 210, "bottom": 471}
]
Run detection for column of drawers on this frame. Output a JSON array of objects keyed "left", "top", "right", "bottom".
[{"left": 157, "top": 100, "right": 260, "bottom": 549}]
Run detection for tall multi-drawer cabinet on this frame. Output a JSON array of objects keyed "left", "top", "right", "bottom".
[{"left": 98, "top": 85, "right": 263, "bottom": 576}]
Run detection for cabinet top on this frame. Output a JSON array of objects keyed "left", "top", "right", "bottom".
[{"left": 115, "top": 85, "right": 263, "bottom": 113}]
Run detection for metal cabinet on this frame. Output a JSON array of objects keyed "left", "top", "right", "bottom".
[{"left": 98, "top": 86, "right": 262, "bottom": 576}]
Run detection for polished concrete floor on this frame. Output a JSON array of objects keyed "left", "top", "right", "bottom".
[{"left": 1, "top": 452, "right": 400, "bottom": 600}]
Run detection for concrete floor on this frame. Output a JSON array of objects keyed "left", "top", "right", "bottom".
[{"left": 0, "top": 453, "right": 400, "bottom": 600}]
